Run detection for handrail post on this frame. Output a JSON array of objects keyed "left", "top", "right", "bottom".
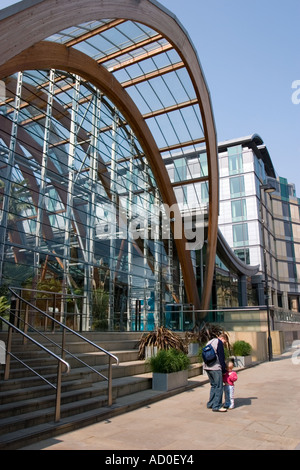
[
  {"left": 108, "top": 356, "right": 113, "bottom": 406},
  {"left": 6, "top": 288, "right": 119, "bottom": 419},
  {"left": 23, "top": 304, "right": 29, "bottom": 345},
  {"left": 54, "top": 327, "right": 66, "bottom": 422},
  {"left": 52, "top": 293, "right": 55, "bottom": 332},
  {"left": 4, "top": 324, "right": 12, "bottom": 380},
  {"left": 61, "top": 327, "right": 66, "bottom": 360},
  {"left": 55, "top": 360, "right": 62, "bottom": 422}
]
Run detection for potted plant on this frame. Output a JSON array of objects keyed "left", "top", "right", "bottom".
[
  {"left": 186, "top": 322, "right": 231, "bottom": 358},
  {"left": 185, "top": 331, "right": 200, "bottom": 357},
  {"left": 149, "top": 348, "right": 190, "bottom": 391},
  {"left": 138, "top": 326, "right": 187, "bottom": 360},
  {"left": 0, "top": 295, "right": 10, "bottom": 331},
  {"left": 232, "top": 340, "right": 252, "bottom": 367}
]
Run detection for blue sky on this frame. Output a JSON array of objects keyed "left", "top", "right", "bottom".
[
  {"left": 159, "top": 0, "right": 300, "bottom": 190},
  {"left": 1, "top": 0, "right": 300, "bottom": 191}
]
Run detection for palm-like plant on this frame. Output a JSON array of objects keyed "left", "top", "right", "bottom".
[
  {"left": 0, "top": 295, "right": 10, "bottom": 331},
  {"left": 138, "top": 326, "right": 187, "bottom": 359},
  {"left": 1, "top": 179, "right": 32, "bottom": 225},
  {"left": 185, "top": 322, "right": 231, "bottom": 349},
  {"left": 0, "top": 296, "right": 9, "bottom": 315}
]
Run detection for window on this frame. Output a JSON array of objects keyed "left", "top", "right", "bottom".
[
  {"left": 201, "top": 182, "right": 209, "bottom": 203},
  {"left": 286, "top": 242, "right": 294, "bottom": 258},
  {"left": 230, "top": 176, "right": 245, "bottom": 198},
  {"left": 254, "top": 155, "right": 266, "bottom": 182},
  {"left": 284, "top": 221, "right": 292, "bottom": 238},
  {"left": 232, "top": 223, "right": 249, "bottom": 247},
  {"left": 288, "top": 262, "right": 296, "bottom": 280},
  {"left": 228, "top": 145, "right": 243, "bottom": 175},
  {"left": 234, "top": 248, "right": 250, "bottom": 265},
  {"left": 231, "top": 199, "right": 247, "bottom": 222},
  {"left": 199, "top": 152, "right": 208, "bottom": 177},
  {"left": 282, "top": 202, "right": 290, "bottom": 218},
  {"left": 174, "top": 158, "right": 186, "bottom": 182}
]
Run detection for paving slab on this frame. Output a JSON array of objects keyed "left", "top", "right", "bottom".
[{"left": 21, "top": 349, "right": 300, "bottom": 451}]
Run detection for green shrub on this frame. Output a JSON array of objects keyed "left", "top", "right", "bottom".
[
  {"left": 198, "top": 343, "right": 205, "bottom": 363},
  {"left": 149, "top": 348, "right": 190, "bottom": 374},
  {"left": 233, "top": 340, "right": 252, "bottom": 356}
]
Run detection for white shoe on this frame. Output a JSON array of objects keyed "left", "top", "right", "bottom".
[{"left": 212, "top": 407, "right": 227, "bottom": 412}]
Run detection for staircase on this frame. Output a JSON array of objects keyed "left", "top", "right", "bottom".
[{"left": 0, "top": 331, "right": 203, "bottom": 450}]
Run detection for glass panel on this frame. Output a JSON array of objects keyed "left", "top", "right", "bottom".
[
  {"left": 234, "top": 248, "right": 250, "bottom": 265},
  {"left": 231, "top": 199, "right": 247, "bottom": 222},
  {"left": 232, "top": 223, "right": 249, "bottom": 247},
  {"left": 0, "top": 69, "right": 183, "bottom": 332},
  {"left": 228, "top": 145, "right": 243, "bottom": 175},
  {"left": 230, "top": 176, "right": 245, "bottom": 198}
]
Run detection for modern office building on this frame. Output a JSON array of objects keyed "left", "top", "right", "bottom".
[
  {"left": 170, "top": 134, "right": 300, "bottom": 324},
  {"left": 218, "top": 134, "right": 300, "bottom": 323}
]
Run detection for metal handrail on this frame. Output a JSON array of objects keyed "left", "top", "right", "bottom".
[
  {"left": 0, "top": 315, "right": 70, "bottom": 422},
  {"left": 4, "top": 287, "right": 119, "bottom": 418},
  {"left": 10, "top": 286, "right": 85, "bottom": 331}
]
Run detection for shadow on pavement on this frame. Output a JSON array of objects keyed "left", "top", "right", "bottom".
[{"left": 233, "top": 396, "right": 258, "bottom": 408}]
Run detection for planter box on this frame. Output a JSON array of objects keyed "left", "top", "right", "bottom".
[
  {"left": 188, "top": 343, "right": 199, "bottom": 356},
  {"left": 145, "top": 345, "right": 158, "bottom": 359},
  {"left": 234, "top": 355, "right": 252, "bottom": 368},
  {"left": 152, "top": 369, "right": 188, "bottom": 391}
]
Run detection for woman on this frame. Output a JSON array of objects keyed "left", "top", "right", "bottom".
[{"left": 203, "top": 333, "right": 229, "bottom": 412}]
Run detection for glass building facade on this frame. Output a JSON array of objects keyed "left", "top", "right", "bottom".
[
  {"left": 0, "top": 0, "right": 220, "bottom": 331},
  {"left": 5, "top": 2, "right": 295, "bottom": 332},
  {"left": 0, "top": 70, "right": 187, "bottom": 331},
  {"left": 218, "top": 135, "right": 300, "bottom": 319}
]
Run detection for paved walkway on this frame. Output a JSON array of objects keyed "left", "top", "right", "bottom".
[{"left": 22, "top": 349, "right": 300, "bottom": 451}]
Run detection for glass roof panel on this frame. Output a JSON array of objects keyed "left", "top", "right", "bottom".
[
  {"left": 8, "top": 16, "right": 206, "bottom": 175},
  {"left": 47, "top": 20, "right": 111, "bottom": 44}
]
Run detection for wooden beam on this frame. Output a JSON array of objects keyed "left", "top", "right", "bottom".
[
  {"left": 143, "top": 98, "right": 199, "bottom": 120},
  {"left": 97, "top": 33, "right": 164, "bottom": 64},
  {"left": 66, "top": 19, "right": 126, "bottom": 47},
  {"left": 171, "top": 175, "right": 208, "bottom": 188},
  {"left": 107, "top": 43, "right": 173, "bottom": 72},
  {"left": 121, "top": 62, "right": 185, "bottom": 88},
  {"left": 159, "top": 137, "right": 206, "bottom": 154}
]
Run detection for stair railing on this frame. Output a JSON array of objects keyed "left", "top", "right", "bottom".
[
  {"left": 2, "top": 287, "right": 119, "bottom": 419},
  {"left": 0, "top": 315, "right": 70, "bottom": 422}
]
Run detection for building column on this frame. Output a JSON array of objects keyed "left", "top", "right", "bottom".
[{"left": 239, "top": 274, "right": 248, "bottom": 307}]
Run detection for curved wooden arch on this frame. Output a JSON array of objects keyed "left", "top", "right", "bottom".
[{"left": 0, "top": 0, "right": 219, "bottom": 311}]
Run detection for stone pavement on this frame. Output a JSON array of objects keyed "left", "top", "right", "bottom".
[{"left": 22, "top": 349, "right": 300, "bottom": 451}]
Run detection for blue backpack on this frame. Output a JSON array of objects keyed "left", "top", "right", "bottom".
[{"left": 202, "top": 342, "right": 217, "bottom": 365}]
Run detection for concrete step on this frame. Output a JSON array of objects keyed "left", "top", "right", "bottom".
[
  {"left": 0, "top": 373, "right": 208, "bottom": 451},
  {"left": 0, "top": 374, "right": 152, "bottom": 431},
  {"left": 1, "top": 349, "right": 139, "bottom": 377},
  {"left": 0, "top": 329, "right": 204, "bottom": 450}
]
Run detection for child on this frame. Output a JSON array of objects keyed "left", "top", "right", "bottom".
[{"left": 223, "top": 360, "right": 238, "bottom": 409}]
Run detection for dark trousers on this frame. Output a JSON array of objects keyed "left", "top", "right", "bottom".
[{"left": 206, "top": 369, "right": 223, "bottom": 410}]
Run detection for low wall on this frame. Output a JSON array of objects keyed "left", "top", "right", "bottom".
[
  {"left": 222, "top": 309, "right": 269, "bottom": 332},
  {"left": 281, "top": 329, "right": 300, "bottom": 347},
  {"left": 227, "top": 331, "right": 268, "bottom": 362},
  {"left": 227, "top": 330, "right": 286, "bottom": 362}
]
